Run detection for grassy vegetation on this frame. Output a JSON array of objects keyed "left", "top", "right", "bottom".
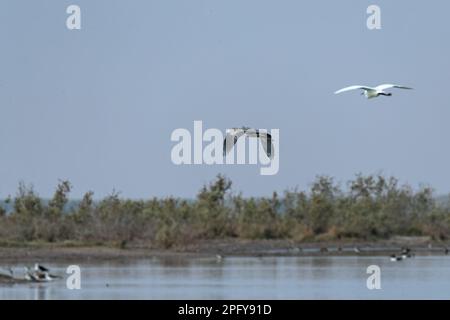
[{"left": 1, "top": 175, "right": 449, "bottom": 248}]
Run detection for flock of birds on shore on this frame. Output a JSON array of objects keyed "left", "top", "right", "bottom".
[{"left": 0, "top": 263, "right": 60, "bottom": 283}]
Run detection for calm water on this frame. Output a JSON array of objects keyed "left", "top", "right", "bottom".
[{"left": 1, "top": 255, "right": 450, "bottom": 299}]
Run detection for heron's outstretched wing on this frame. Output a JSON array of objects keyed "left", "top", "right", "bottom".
[
  {"left": 259, "top": 132, "right": 274, "bottom": 159},
  {"left": 334, "top": 85, "right": 374, "bottom": 94},
  {"left": 375, "top": 84, "right": 413, "bottom": 91},
  {"left": 223, "top": 128, "right": 246, "bottom": 156}
]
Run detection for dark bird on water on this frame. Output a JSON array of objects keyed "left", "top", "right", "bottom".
[{"left": 34, "top": 263, "right": 49, "bottom": 273}]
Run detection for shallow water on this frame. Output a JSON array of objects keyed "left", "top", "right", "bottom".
[{"left": 1, "top": 255, "right": 450, "bottom": 299}]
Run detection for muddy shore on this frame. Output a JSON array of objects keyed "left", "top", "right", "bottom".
[{"left": 0, "top": 237, "right": 448, "bottom": 263}]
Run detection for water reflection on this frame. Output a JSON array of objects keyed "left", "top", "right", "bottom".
[
  {"left": 33, "top": 285, "right": 50, "bottom": 300},
  {"left": 1, "top": 256, "right": 450, "bottom": 299}
]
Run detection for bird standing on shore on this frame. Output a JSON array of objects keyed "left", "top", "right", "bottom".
[
  {"left": 24, "top": 267, "right": 37, "bottom": 281},
  {"left": 24, "top": 264, "right": 61, "bottom": 282},
  {"left": 400, "top": 247, "right": 414, "bottom": 258},
  {"left": 34, "top": 263, "right": 49, "bottom": 273},
  {"left": 390, "top": 254, "right": 404, "bottom": 262}
]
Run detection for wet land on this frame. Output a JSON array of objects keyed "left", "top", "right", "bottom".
[
  {"left": 0, "top": 236, "right": 447, "bottom": 263},
  {"left": 1, "top": 237, "right": 449, "bottom": 286}
]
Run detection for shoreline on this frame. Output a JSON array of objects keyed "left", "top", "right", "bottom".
[
  {"left": 1, "top": 237, "right": 448, "bottom": 285},
  {"left": 0, "top": 237, "right": 448, "bottom": 263}
]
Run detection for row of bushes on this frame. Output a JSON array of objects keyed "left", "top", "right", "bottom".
[{"left": 1, "top": 175, "right": 449, "bottom": 248}]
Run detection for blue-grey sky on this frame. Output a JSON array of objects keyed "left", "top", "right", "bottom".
[{"left": 1, "top": 0, "right": 449, "bottom": 199}]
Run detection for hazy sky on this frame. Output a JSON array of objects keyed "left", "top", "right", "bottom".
[{"left": 1, "top": 0, "right": 450, "bottom": 199}]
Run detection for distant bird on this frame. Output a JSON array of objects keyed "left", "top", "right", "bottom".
[
  {"left": 354, "top": 247, "right": 361, "bottom": 254},
  {"left": 34, "top": 263, "right": 49, "bottom": 273},
  {"left": 223, "top": 127, "right": 274, "bottom": 159},
  {"left": 45, "top": 272, "right": 60, "bottom": 281},
  {"left": 290, "top": 246, "right": 302, "bottom": 254},
  {"left": 24, "top": 267, "right": 37, "bottom": 281},
  {"left": 216, "top": 255, "right": 223, "bottom": 263},
  {"left": 320, "top": 247, "right": 329, "bottom": 253},
  {"left": 334, "top": 84, "right": 413, "bottom": 99},
  {"left": 444, "top": 247, "right": 449, "bottom": 255},
  {"left": 390, "top": 254, "right": 404, "bottom": 262},
  {"left": 24, "top": 265, "right": 60, "bottom": 282},
  {"left": 400, "top": 247, "right": 414, "bottom": 259}
]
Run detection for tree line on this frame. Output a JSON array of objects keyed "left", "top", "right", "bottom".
[{"left": 0, "top": 174, "right": 449, "bottom": 248}]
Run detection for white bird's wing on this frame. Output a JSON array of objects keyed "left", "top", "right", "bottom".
[
  {"left": 244, "top": 128, "right": 258, "bottom": 137},
  {"left": 223, "top": 128, "right": 246, "bottom": 156},
  {"left": 258, "top": 131, "right": 274, "bottom": 159},
  {"left": 334, "top": 85, "right": 374, "bottom": 94},
  {"left": 375, "top": 84, "right": 413, "bottom": 91}
]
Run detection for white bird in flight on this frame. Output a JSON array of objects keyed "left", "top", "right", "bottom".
[
  {"left": 334, "top": 84, "right": 413, "bottom": 99},
  {"left": 223, "top": 127, "right": 274, "bottom": 159}
]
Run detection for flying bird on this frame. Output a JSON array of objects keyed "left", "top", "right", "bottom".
[
  {"left": 334, "top": 84, "right": 413, "bottom": 99},
  {"left": 223, "top": 127, "right": 274, "bottom": 159}
]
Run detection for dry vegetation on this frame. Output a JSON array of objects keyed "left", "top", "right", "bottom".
[{"left": 1, "top": 174, "right": 449, "bottom": 248}]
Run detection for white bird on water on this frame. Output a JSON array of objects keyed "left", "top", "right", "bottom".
[
  {"left": 23, "top": 264, "right": 61, "bottom": 282},
  {"left": 223, "top": 127, "right": 274, "bottom": 159},
  {"left": 334, "top": 84, "right": 413, "bottom": 99}
]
